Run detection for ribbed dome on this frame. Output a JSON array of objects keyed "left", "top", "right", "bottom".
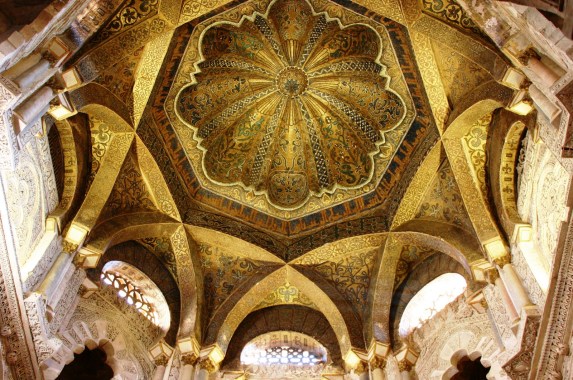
[{"left": 176, "top": 0, "right": 405, "bottom": 209}]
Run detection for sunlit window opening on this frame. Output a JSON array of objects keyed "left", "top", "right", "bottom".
[
  {"left": 100, "top": 271, "right": 159, "bottom": 324},
  {"left": 241, "top": 331, "right": 327, "bottom": 366},
  {"left": 399, "top": 273, "right": 467, "bottom": 337},
  {"left": 99, "top": 261, "right": 171, "bottom": 332}
]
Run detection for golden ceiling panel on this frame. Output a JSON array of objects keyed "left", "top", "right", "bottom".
[
  {"left": 167, "top": 0, "right": 415, "bottom": 217},
  {"left": 199, "top": 243, "right": 267, "bottom": 319},
  {"left": 304, "top": 248, "right": 377, "bottom": 318},
  {"left": 391, "top": 142, "right": 442, "bottom": 229},
  {"left": 253, "top": 282, "right": 317, "bottom": 311},
  {"left": 291, "top": 234, "right": 385, "bottom": 318},
  {"left": 461, "top": 112, "right": 491, "bottom": 199},
  {"left": 393, "top": 244, "right": 435, "bottom": 289},
  {"left": 96, "top": 144, "right": 158, "bottom": 223},
  {"left": 187, "top": 226, "right": 284, "bottom": 263},
  {"left": 414, "top": 158, "right": 474, "bottom": 232},
  {"left": 292, "top": 233, "right": 385, "bottom": 265},
  {"left": 418, "top": 0, "right": 485, "bottom": 38},
  {"left": 138, "top": 237, "right": 178, "bottom": 281},
  {"left": 93, "top": 46, "right": 145, "bottom": 116},
  {"left": 431, "top": 40, "right": 494, "bottom": 107}
]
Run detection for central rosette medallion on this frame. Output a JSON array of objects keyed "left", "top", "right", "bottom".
[
  {"left": 176, "top": 0, "right": 406, "bottom": 209},
  {"left": 276, "top": 67, "right": 308, "bottom": 97}
]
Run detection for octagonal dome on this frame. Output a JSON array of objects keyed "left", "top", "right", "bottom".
[{"left": 168, "top": 0, "right": 416, "bottom": 215}]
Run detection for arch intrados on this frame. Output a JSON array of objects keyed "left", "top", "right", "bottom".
[
  {"left": 91, "top": 240, "right": 181, "bottom": 345},
  {"left": 212, "top": 266, "right": 353, "bottom": 358},
  {"left": 102, "top": 260, "right": 171, "bottom": 333},
  {"left": 393, "top": 221, "right": 483, "bottom": 276},
  {"left": 389, "top": 253, "right": 472, "bottom": 346}
]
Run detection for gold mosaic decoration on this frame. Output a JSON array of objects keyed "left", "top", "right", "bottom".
[
  {"left": 88, "top": 116, "right": 113, "bottom": 189},
  {"left": 415, "top": 159, "right": 473, "bottom": 231},
  {"left": 293, "top": 234, "right": 384, "bottom": 317},
  {"left": 93, "top": 46, "right": 144, "bottom": 116},
  {"left": 254, "top": 282, "right": 317, "bottom": 310},
  {"left": 393, "top": 244, "right": 435, "bottom": 288},
  {"left": 169, "top": 0, "right": 415, "bottom": 215},
  {"left": 308, "top": 248, "right": 377, "bottom": 317},
  {"left": 462, "top": 113, "right": 491, "bottom": 198},
  {"left": 98, "top": 146, "right": 157, "bottom": 222},
  {"left": 432, "top": 40, "right": 493, "bottom": 107},
  {"left": 138, "top": 237, "right": 178, "bottom": 281},
  {"left": 199, "top": 243, "right": 269, "bottom": 318}
]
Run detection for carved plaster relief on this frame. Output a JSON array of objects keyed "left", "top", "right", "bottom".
[
  {"left": 413, "top": 300, "right": 504, "bottom": 380},
  {"left": 3, "top": 143, "right": 43, "bottom": 265},
  {"left": 1, "top": 118, "right": 58, "bottom": 268},
  {"left": 518, "top": 133, "right": 570, "bottom": 262}
]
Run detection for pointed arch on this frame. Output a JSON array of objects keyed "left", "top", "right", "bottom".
[
  {"left": 443, "top": 83, "right": 515, "bottom": 262},
  {"left": 207, "top": 266, "right": 355, "bottom": 359},
  {"left": 369, "top": 222, "right": 483, "bottom": 343},
  {"left": 87, "top": 241, "right": 180, "bottom": 345}
]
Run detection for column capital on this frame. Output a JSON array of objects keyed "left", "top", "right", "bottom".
[
  {"left": 397, "top": 360, "right": 412, "bottom": 373},
  {"left": 483, "top": 237, "right": 510, "bottom": 267},
  {"left": 368, "top": 340, "right": 390, "bottom": 359},
  {"left": 370, "top": 355, "right": 387, "bottom": 370},
  {"left": 493, "top": 254, "right": 511, "bottom": 269},
  {"left": 75, "top": 246, "right": 103, "bottom": 268},
  {"left": 199, "top": 343, "right": 224, "bottom": 373},
  {"left": 368, "top": 340, "right": 390, "bottom": 371},
  {"left": 517, "top": 48, "right": 540, "bottom": 66},
  {"left": 198, "top": 357, "right": 217, "bottom": 373},
  {"left": 181, "top": 353, "right": 199, "bottom": 366},
  {"left": 154, "top": 356, "right": 169, "bottom": 367},
  {"left": 470, "top": 259, "right": 498, "bottom": 284},
  {"left": 178, "top": 335, "right": 200, "bottom": 367},
  {"left": 344, "top": 347, "right": 369, "bottom": 374}
]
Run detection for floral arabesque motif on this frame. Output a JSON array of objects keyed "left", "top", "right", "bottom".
[
  {"left": 310, "top": 249, "right": 375, "bottom": 318},
  {"left": 199, "top": 244, "right": 262, "bottom": 319},
  {"left": 177, "top": 0, "right": 405, "bottom": 209}
]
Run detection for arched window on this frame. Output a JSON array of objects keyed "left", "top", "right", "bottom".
[
  {"left": 399, "top": 273, "right": 467, "bottom": 337},
  {"left": 100, "top": 271, "right": 158, "bottom": 324},
  {"left": 241, "top": 331, "right": 327, "bottom": 367},
  {"left": 100, "top": 261, "right": 171, "bottom": 332}
]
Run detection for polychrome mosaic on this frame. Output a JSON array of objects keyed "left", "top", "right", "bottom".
[
  {"left": 148, "top": 0, "right": 438, "bottom": 240},
  {"left": 163, "top": 0, "right": 419, "bottom": 220},
  {"left": 175, "top": 0, "right": 407, "bottom": 209}
]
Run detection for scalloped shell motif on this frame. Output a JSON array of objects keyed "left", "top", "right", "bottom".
[{"left": 176, "top": 0, "right": 406, "bottom": 209}]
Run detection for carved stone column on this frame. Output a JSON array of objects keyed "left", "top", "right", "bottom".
[
  {"left": 368, "top": 340, "right": 389, "bottom": 380},
  {"left": 152, "top": 356, "right": 169, "bottom": 380},
  {"left": 499, "top": 263, "right": 533, "bottom": 313},
  {"left": 149, "top": 340, "right": 174, "bottom": 380},
  {"left": 196, "top": 358, "right": 216, "bottom": 380},
  {"left": 394, "top": 345, "right": 418, "bottom": 380},
  {"left": 495, "top": 276, "right": 520, "bottom": 324},
  {"left": 177, "top": 337, "right": 200, "bottom": 380},
  {"left": 179, "top": 353, "right": 198, "bottom": 380},
  {"left": 196, "top": 344, "right": 223, "bottom": 380},
  {"left": 370, "top": 356, "right": 387, "bottom": 380},
  {"left": 483, "top": 258, "right": 521, "bottom": 326},
  {"left": 529, "top": 84, "right": 562, "bottom": 121},
  {"left": 519, "top": 49, "right": 560, "bottom": 87},
  {"left": 0, "top": 76, "right": 22, "bottom": 169},
  {"left": 344, "top": 347, "right": 369, "bottom": 379},
  {"left": 397, "top": 361, "right": 412, "bottom": 380}
]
